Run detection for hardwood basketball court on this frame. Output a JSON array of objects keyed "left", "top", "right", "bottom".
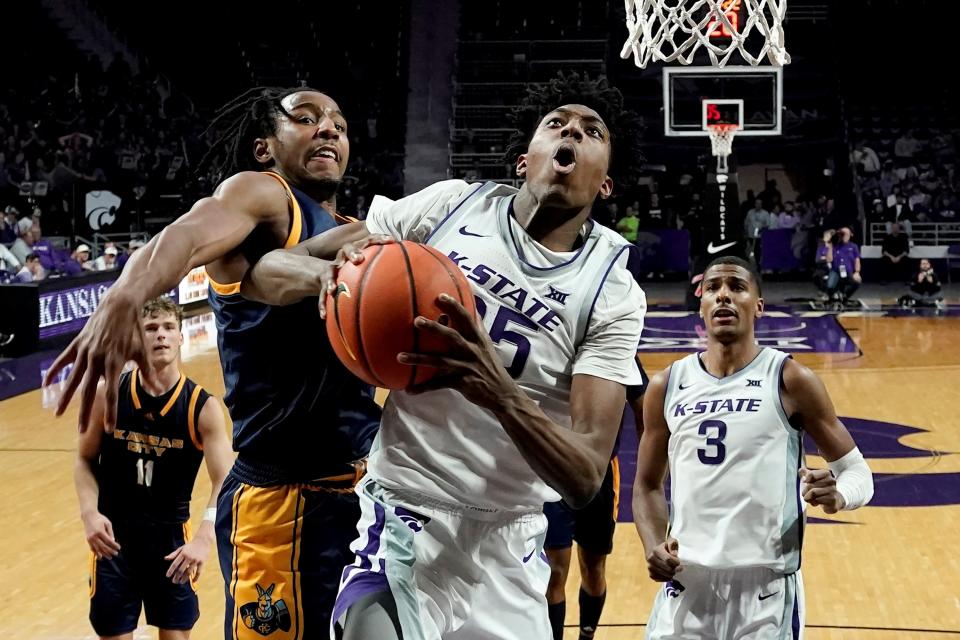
[{"left": 1, "top": 303, "right": 958, "bottom": 639}]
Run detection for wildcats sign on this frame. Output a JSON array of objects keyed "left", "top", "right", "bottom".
[{"left": 638, "top": 308, "right": 859, "bottom": 353}]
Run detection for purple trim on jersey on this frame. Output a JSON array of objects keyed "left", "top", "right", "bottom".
[
  {"left": 661, "top": 362, "right": 675, "bottom": 425},
  {"left": 777, "top": 354, "right": 798, "bottom": 430},
  {"left": 694, "top": 348, "right": 766, "bottom": 382},
  {"left": 791, "top": 587, "right": 801, "bottom": 639},
  {"left": 357, "top": 502, "right": 386, "bottom": 571},
  {"left": 423, "top": 182, "right": 487, "bottom": 245},
  {"left": 331, "top": 571, "right": 390, "bottom": 628},
  {"left": 583, "top": 244, "right": 631, "bottom": 328},
  {"left": 504, "top": 198, "right": 594, "bottom": 272},
  {"left": 794, "top": 469, "right": 804, "bottom": 568}
]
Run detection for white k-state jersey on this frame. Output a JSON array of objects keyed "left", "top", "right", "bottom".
[
  {"left": 364, "top": 180, "right": 647, "bottom": 512},
  {"left": 664, "top": 348, "right": 805, "bottom": 573}
]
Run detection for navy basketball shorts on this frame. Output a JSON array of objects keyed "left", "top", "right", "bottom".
[
  {"left": 89, "top": 521, "right": 199, "bottom": 636},
  {"left": 216, "top": 472, "right": 362, "bottom": 640},
  {"left": 543, "top": 458, "right": 620, "bottom": 555}
]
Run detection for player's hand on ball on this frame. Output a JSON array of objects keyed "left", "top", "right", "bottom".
[
  {"left": 82, "top": 511, "right": 121, "bottom": 560},
  {"left": 44, "top": 288, "right": 149, "bottom": 432},
  {"left": 165, "top": 536, "right": 212, "bottom": 585},
  {"left": 647, "top": 537, "right": 682, "bottom": 582},
  {"left": 799, "top": 466, "right": 845, "bottom": 514},
  {"left": 399, "top": 293, "right": 515, "bottom": 409},
  {"left": 319, "top": 233, "right": 393, "bottom": 319}
]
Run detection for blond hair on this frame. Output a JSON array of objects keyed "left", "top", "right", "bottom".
[{"left": 141, "top": 296, "right": 183, "bottom": 328}]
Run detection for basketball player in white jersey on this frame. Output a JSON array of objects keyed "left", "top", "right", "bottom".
[
  {"left": 634, "top": 256, "right": 874, "bottom": 639},
  {"left": 241, "top": 75, "right": 648, "bottom": 639}
]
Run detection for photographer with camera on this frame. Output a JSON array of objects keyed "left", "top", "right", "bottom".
[{"left": 901, "top": 258, "right": 943, "bottom": 307}]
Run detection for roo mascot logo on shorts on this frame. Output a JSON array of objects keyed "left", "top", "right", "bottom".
[{"left": 241, "top": 583, "right": 291, "bottom": 636}]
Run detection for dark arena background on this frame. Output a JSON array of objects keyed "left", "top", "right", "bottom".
[{"left": 1, "top": 0, "right": 959, "bottom": 638}]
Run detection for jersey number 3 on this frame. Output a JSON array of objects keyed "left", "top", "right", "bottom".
[{"left": 697, "top": 419, "right": 727, "bottom": 465}]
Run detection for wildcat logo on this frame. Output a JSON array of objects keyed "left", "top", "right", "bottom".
[
  {"left": 240, "top": 583, "right": 291, "bottom": 636},
  {"left": 665, "top": 580, "right": 686, "bottom": 598},
  {"left": 394, "top": 506, "right": 430, "bottom": 532}
]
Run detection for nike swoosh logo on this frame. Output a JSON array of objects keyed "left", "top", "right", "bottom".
[
  {"left": 758, "top": 591, "right": 779, "bottom": 601},
  {"left": 459, "top": 225, "right": 487, "bottom": 238},
  {"left": 522, "top": 549, "right": 536, "bottom": 563},
  {"left": 707, "top": 240, "right": 737, "bottom": 254},
  {"left": 679, "top": 382, "right": 693, "bottom": 390}
]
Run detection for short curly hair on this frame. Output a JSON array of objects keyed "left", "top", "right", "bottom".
[
  {"left": 141, "top": 296, "right": 183, "bottom": 328},
  {"left": 504, "top": 73, "right": 645, "bottom": 190}
]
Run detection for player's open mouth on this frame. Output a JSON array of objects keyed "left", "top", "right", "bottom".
[
  {"left": 307, "top": 145, "right": 340, "bottom": 164},
  {"left": 713, "top": 308, "right": 737, "bottom": 322},
  {"left": 552, "top": 144, "right": 576, "bottom": 175}
]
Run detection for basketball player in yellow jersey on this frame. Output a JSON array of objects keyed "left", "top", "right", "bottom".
[
  {"left": 48, "top": 88, "right": 383, "bottom": 637},
  {"left": 75, "top": 297, "right": 234, "bottom": 639}
]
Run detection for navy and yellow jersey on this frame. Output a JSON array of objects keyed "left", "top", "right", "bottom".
[
  {"left": 97, "top": 369, "right": 208, "bottom": 525},
  {"left": 614, "top": 353, "right": 650, "bottom": 458},
  {"left": 206, "top": 171, "right": 381, "bottom": 486}
]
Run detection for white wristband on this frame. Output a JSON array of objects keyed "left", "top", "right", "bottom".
[
  {"left": 203, "top": 507, "right": 217, "bottom": 523},
  {"left": 827, "top": 446, "right": 874, "bottom": 511}
]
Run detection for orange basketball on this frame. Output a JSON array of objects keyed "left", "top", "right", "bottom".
[{"left": 325, "top": 241, "right": 477, "bottom": 390}]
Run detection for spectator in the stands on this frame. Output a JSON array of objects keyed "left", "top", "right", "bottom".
[
  {"left": 776, "top": 201, "right": 799, "bottom": 229},
  {"left": 852, "top": 142, "right": 881, "bottom": 177},
  {"left": 894, "top": 129, "right": 919, "bottom": 165},
  {"left": 880, "top": 223, "right": 910, "bottom": 284},
  {"left": 118, "top": 239, "right": 144, "bottom": 270},
  {"left": 813, "top": 229, "right": 834, "bottom": 299},
  {"left": 92, "top": 244, "right": 119, "bottom": 271},
  {"left": 616, "top": 206, "right": 640, "bottom": 243},
  {"left": 744, "top": 198, "right": 773, "bottom": 263},
  {"left": 907, "top": 184, "right": 930, "bottom": 217},
  {"left": 14, "top": 253, "right": 43, "bottom": 283},
  {"left": 934, "top": 190, "right": 958, "bottom": 221},
  {"left": 27, "top": 221, "right": 58, "bottom": 272},
  {"left": 1, "top": 205, "right": 19, "bottom": 244},
  {"left": 885, "top": 193, "right": 914, "bottom": 236},
  {"left": 879, "top": 162, "right": 898, "bottom": 200},
  {"left": 830, "top": 227, "right": 862, "bottom": 301},
  {"left": 904, "top": 259, "right": 942, "bottom": 307},
  {"left": 10, "top": 217, "right": 34, "bottom": 265},
  {"left": 886, "top": 184, "right": 902, "bottom": 208},
  {"left": 62, "top": 243, "right": 94, "bottom": 276},
  {"left": 759, "top": 179, "right": 782, "bottom": 211}
]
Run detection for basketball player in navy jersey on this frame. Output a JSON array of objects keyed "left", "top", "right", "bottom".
[
  {"left": 75, "top": 297, "right": 233, "bottom": 639},
  {"left": 48, "top": 88, "right": 382, "bottom": 638},
  {"left": 635, "top": 256, "right": 873, "bottom": 638},
  {"left": 243, "top": 74, "right": 648, "bottom": 640},
  {"left": 543, "top": 355, "right": 648, "bottom": 640}
]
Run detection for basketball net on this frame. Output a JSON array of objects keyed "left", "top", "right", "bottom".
[
  {"left": 620, "top": 0, "right": 790, "bottom": 68},
  {"left": 707, "top": 123, "right": 737, "bottom": 178}
]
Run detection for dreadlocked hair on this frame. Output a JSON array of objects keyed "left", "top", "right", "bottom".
[
  {"left": 198, "top": 86, "right": 320, "bottom": 185},
  {"left": 504, "top": 73, "right": 645, "bottom": 190}
]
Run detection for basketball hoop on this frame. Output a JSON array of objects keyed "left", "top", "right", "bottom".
[
  {"left": 707, "top": 123, "right": 738, "bottom": 176},
  {"left": 620, "top": 0, "right": 791, "bottom": 69}
]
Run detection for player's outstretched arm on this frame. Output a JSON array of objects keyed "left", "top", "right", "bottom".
[
  {"left": 240, "top": 223, "right": 392, "bottom": 312},
  {"left": 782, "top": 359, "right": 874, "bottom": 514},
  {"left": 73, "top": 382, "right": 121, "bottom": 560},
  {"left": 633, "top": 369, "right": 681, "bottom": 581},
  {"left": 165, "top": 397, "right": 233, "bottom": 585},
  {"left": 44, "top": 172, "right": 289, "bottom": 432}
]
